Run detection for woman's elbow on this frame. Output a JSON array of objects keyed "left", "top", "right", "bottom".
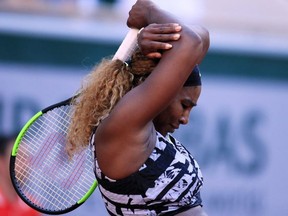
[
  {"left": 187, "top": 26, "right": 210, "bottom": 61},
  {"left": 188, "top": 25, "right": 210, "bottom": 52},
  {"left": 200, "top": 27, "right": 210, "bottom": 53}
]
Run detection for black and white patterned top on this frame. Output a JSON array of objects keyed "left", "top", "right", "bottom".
[{"left": 92, "top": 131, "right": 204, "bottom": 216}]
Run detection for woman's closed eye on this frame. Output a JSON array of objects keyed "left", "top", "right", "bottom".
[{"left": 181, "top": 100, "right": 196, "bottom": 110}]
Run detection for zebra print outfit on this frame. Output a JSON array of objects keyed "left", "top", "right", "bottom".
[{"left": 91, "top": 132, "right": 204, "bottom": 215}]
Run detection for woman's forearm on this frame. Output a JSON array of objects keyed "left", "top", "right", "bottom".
[
  {"left": 127, "top": 0, "right": 180, "bottom": 29},
  {"left": 147, "top": 5, "right": 181, "bottom": 26},
  {"left": 146, "top": 2, "right": 210, "bottom": 64}
]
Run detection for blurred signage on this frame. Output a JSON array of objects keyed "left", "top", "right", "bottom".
[{"left": 175, "top": 77, "right": 288, "bottom": 216}]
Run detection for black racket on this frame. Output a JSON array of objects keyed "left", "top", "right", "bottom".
[{"left": 9, "top": 28, "right": 139, "bottom": 214}]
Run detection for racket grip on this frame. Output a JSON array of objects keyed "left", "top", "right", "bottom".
[{"left": 112, "top": 28, "right": 139, "bottom": 61}]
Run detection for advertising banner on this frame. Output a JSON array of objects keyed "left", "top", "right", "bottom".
[{"left": 1, "top": 64, "right": 287, "bottom": 216}]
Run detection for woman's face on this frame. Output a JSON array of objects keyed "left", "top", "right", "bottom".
[{"left": 153, "top": 86, "right": 201, "bottom": 136}]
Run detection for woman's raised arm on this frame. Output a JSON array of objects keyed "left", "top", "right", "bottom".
[{"left": 118, "top": 0, "right": 210, "bottom": 127}]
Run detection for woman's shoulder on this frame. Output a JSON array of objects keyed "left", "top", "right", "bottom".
[{"left": 94, "top": 121, "right": 156, "bottom": 180}]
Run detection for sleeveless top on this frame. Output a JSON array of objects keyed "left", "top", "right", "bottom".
[{"left": 91, "top": 131, "right": 204, "bottom": 216}]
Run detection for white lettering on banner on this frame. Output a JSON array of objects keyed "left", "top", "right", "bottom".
[{"left": 1, "top": 64, "right": 288, "bottom": 216}]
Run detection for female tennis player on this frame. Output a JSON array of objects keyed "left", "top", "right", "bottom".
[{"left": 67, "top": 0, "right": 210, "bottom": 215}]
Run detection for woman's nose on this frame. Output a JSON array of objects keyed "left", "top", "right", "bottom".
[{"left": 179, "top": 112, "right": 189, "bottom": 125}]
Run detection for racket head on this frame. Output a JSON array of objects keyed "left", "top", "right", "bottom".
[{"left": 10, "top": 97, "right": 97, "bottom": 215}]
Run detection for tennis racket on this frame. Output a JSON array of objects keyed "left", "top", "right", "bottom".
[{"left": 9, "top": 28, "right": 139, "bottom": 215}]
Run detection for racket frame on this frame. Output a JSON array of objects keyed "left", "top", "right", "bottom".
[{"left": 10, "top": 97, "right": 98, "bottom": 215}]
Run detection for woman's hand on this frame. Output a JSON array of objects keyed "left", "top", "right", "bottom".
[
  {"left": 137, "top": 23, "right": 182, "bottom": 58},
  {"left": 127, "top": 0, "right": 157, "bottom": 29}
]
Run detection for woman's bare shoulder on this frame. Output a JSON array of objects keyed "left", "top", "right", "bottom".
[{"left": 94, "top": 119, "right": 156, "bottom": 180}]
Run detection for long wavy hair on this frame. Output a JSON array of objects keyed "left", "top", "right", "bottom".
[{"left": 66, "top": 48, "right": 158, "bottom": 156}]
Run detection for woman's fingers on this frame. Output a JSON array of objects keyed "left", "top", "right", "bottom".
[
  {"left": 146, "top": 52, "right": 162, "bottom": 58},
  {"left": 142, "top": 23, "right": 182, "bottom": 41},
  {"left": 137, "top": 23, "right": 182, "bottom": 58},
  {"left": 147, "top": 23, "right": 182, "bottom": 33},
  {"left": 141, "top": 41, "right": 173, "bottom": 57},
  {"left": 142, "top": 32, "right": 181, "bottom": 42},
  {"left": 144, "top": 40, "right": 173, "bottom": 50}
]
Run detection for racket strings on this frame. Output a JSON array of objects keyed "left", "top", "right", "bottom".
[
  {"left": 16, "top": 149, "right": 94, "bottom": 210},
  {"left": 14, "top": 105, "right": 96, "bottom": 211}
]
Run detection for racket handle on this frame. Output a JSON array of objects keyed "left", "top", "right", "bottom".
[{"left": 112, "top": 28, "right": 139, "bottom": 61}]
